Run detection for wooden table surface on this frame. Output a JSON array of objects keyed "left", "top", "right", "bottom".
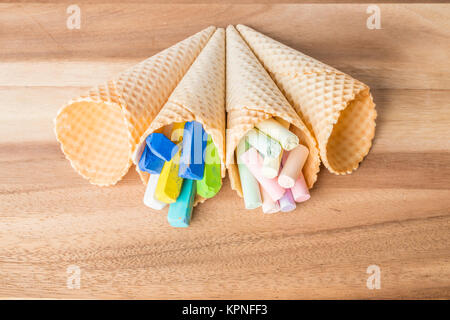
[{"left": 1, "top": 3, "right": 449, "bottom": 299}]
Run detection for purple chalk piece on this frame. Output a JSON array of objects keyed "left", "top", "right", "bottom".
[{"left": 279, "top": 189, "right": 296, "bottom": 212}]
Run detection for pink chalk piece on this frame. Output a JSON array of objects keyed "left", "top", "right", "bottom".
[
  {"left": 279, "top": 189, "right": 296, "bottom": 212},
  {"left": 261, "top": 186, "right": 280, "bottom": 214},
  {"left": 291, "top": 172, "right": 310, "bottom": 203},
  {"left": 278, "top": 144, "right": 309, "bottom": 188},
  {"left": 240, "top": 148, "right": 286, "bottom": 202}
]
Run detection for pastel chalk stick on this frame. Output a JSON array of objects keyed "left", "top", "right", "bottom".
[
  {"left": 197, "top": 135, "right": 222, "bottom": 198},
  {"left": 168, "top": 179, "right": 196, "bottom": 227},
  {"left": 154, "top": 150, "right": 183, "bottom": 203},
  {"left": 278, "top": 144, "right": 309, "bottom": 188},
  {"left": 146, "top": 133, "right": 179, "bottom": 162},
  {"left": 291, "top": 172, "right": 310, "bottom": 203},
  {"left": 279, "top": 189, "right": 296, "bottom": 212},
  {"left": 236, "top": 139, "right": 262, "bottom": 209},
  {"left": 240, "top": 147, "right": 286, "bottom": 202},
  {"left": 245, "top": 128, "right": 282, "bottom": 158},
  {"left": 256, "top": 118, "right": 299, "bottom": 151},
  {"left": 261, "top": 151, "right": 282, "bottom": 179},
  {"left": 138, "top": 145, "right": 165, "bottom": 174},
  {"left": 261, "top": 187, "right": 280, "bottom": 214},
  {"left": 179, "top": 121, "right": 207, "bottom": 180},
  {"left": 153, "top": 124, "right": 186, "bottom": 203},
  {"left": 143, "top": 173, "right": 167, "bottom": 210}
]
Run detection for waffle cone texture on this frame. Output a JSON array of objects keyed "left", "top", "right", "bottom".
[
  {"left": 237, "top": 25, "right": 376, "bottom": 175},
  {"left": 226, "top": 26, "right": 320, "bottom": 197},
  {"left": 54, "top": 26, "right": 216, "bottom": 186},
  {"left": 133, "top": 28, "right": 226, "bottom": 205}
]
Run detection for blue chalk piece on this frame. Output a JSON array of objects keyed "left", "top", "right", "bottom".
[
  {"left": 167, "top": 179, "right": 196, "bottom": 227},
  {"left": 138, "top": 145, "right": 164, "bottom": 174},
  {"left": 178, "top": 121, "right": 207, "bottom": 180},
  {"left": 146, "top": 133, "right": 179, "bottom": 162}
]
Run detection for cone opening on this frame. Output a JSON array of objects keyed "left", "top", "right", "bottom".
[
  {"left": 326, "top": 89, "right": 376, "bottom": 174},
  {"left": 230, "top": 115, "right": 317, "bottom": 197},
  {"left": 244, "top": 117, "right": 313, "bottom": 160},
  {"left": 55, "top": 100, "right": 131, "bottom": 185},
  {"left": 135, "top": 122, "right": 225, "bottom": 179},
  {"left": 135, "top": 123, "right": 221, "bottom": 207}
]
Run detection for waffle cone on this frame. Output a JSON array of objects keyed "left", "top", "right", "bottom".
[
  {"left": 236, "top": 24, "right": 376, "bottom": 175},
  {"left": 225, "top": 25, "right": 320, "bottom": 198},
  {"left": 134, "top": 28, "right": 226, "bottom": 205},
  {"left": 54, "top": 26, "right": 216, "bottom": 186}
]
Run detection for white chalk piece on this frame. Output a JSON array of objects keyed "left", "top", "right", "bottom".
[
  {"left": 261, "top": 187, "right": 280, "bottom": 214},
  {"left": 262, "top": 151, "right": 282, "bottom": 179},
  {"left": 255, "top": 118, "right": 299, "bottom": 151},
  {"left": 278, "top": 144, "right": 309, "bottom": 188},
  {"left": 244, "top": 128, "right": 282, "bottom": 158},
  {"left": 144, "top": 174, "right": 167, "bottom": 210}
]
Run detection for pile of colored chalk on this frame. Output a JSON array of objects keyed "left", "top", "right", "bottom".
[
  {"left": 139, "top": 121, "right": 222, "bottom": 227},
  {"left": 236, "top": 118, "right": 310, "bottom": 213}
]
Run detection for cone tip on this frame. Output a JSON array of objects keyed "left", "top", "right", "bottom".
[
  {"left": 202, "top": 25, "right": 216, "bottom": 34},
  {"left": 226, "top": 25, "right": 235, "bottom": 31},
  {"left": 236, "top": 24, "right": 250, "bottom": 32}
]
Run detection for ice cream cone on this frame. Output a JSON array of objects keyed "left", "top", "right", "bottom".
[
  {"left": 55, "top": 26, "right": 216, "bottom": 186},
  {"left": 134, "top": 28, "right": 226, "bottom": 205},
  {"left": 236, "top": 24, "right": 376, "bottom": 175},
  {"left": 225, "top": 25, "right": 320, "bottom": 198}
]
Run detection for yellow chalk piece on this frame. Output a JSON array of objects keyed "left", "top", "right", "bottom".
[
  {"left": 154, "top": 123, "right": 186, "bottom": 204},
  {"left": 171, "top": 122, "right": 186, "bottom": 143},
  {"left": 155, "top": 150, "right": 183, "bottom": 203}
]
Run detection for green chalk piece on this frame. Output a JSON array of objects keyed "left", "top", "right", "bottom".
[
  {"left": 167, "top": 179, "right": 196, "bottom": 228},
  {"left": 197, "top": 136, "right": 222, "bottom": 198},
  {"left": 236, "top": 138, "right": 262, "bottom": 209}
]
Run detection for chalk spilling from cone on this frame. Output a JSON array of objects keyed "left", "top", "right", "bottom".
[
  {"left": 236, "top": 118, "right": 310, "bottom": 213},
  {"left": 133, "top": 28, "right": 226, "bottom": 228},
  {"left": 54, "top": 24, "right": 376, "bottom": 228},
  {"left": 139, "top": 121, "right": 222, "bottom": 227}
]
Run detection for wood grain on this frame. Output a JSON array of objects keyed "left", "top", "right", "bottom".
[{"left": 0, "top": 3, "right": 449, "bottom": 299}]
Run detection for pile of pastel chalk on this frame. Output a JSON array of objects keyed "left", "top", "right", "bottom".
[
  {"left": 138, "top": 121, "right": 222, "bottom": 227},
  {"left": 236, "top": 118, "right": 310, "bottom": 213}
]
